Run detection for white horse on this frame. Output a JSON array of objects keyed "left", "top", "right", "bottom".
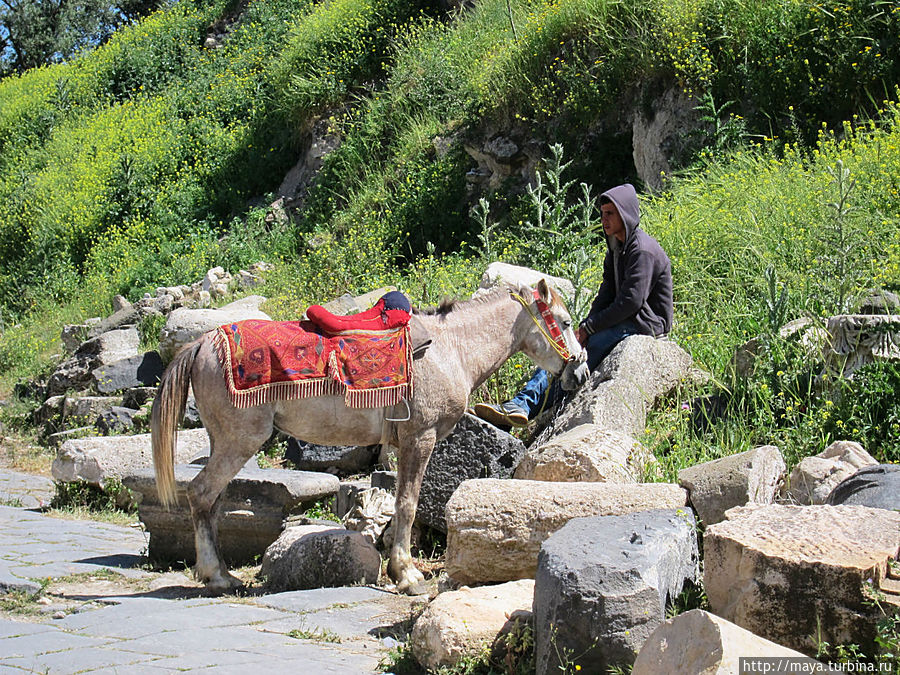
[{"left": 151, "top": 280, "right": 587, "bottom": 594}]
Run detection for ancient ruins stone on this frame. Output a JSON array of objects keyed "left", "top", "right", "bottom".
[
  {"left": 445, "top": 479, "right": 688, "bottom": 585},
  {"left": 825, "top": 314, "right": 900, "bottom": 377},
  {"left": 633, "top": 610, "right": 817, "bottom": 674},
  {"left": 158, "top": 295, "right": 270, "bottom": 361},
  {"left": 124, "top": 465, "right": 339, "bottom": 566},
  {"left": 534, "top": 509, "right": 700, "bottom": 675},
  {"left": 515, "top": 424, "right": 652, "bottom": 483},
  {"left": 261, "top": 524, "right": 380, "bottom": 591},
  {"left": 411, "top": 580, "right": 534, "bottom": 671},
  {"left": 478, "top": 262, "right": 576, "bottom": 304},
  {"left": 418, "top": 413, "right": 526, "bottom": 532},
  {"left": 47, "top": 327, "right": 140, "bottom": 395},
  {"left": 92, "top": 351, "right": 163, "bottom": 393},
  {"left": 531, "top": 335, "right": 692, "bottom": 444},
  {"left": 95, "top": 406, "right": 138, "bottom": 435},
  {"left": 784, "top": 440, "right": 877, "bottom": 505},
  {"left": 334, "top": 479, "right": 371, "bottom": 520},
  {"left": 677, "top": 445, "right": 785, "bottom": 525},
  {"left": 284, "top": 439, "right": 377, "bottom": 476},
  {"left": 52, "top": 428, "right": 211, "bottom": 487},
  {"left": 704, "top": 503, "right": 900, "bottom": 655},
  {"left": 827, "top": 464, "right": 900, "bottom": 512}
]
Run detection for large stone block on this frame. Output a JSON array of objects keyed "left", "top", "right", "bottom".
[
  {"left": 534, "top": 509, "right": 699, "bottom": 674},
  {"left": 284, "top": 439, "right": 378, "bottom": 476},
  {"left": 261, "top": 524, "right": 380, "bottom": 591},
  {"left": 410, "top": 580, "right": 534, "bottom": 671},
  {"left": 515, "top": 424, "right": 651, "bottom": 483},
  {"left": 158, "top": 295, "right": 270, "bottom": 361},
  {"left": 704, "top": 503, "right": 900, "bottom": 655},
  {"left": 478, "top": 262, "right": 575, "bottom": 303},
  {"left": 124, "top": 465, "right": 339, "bottom": 566},
  {"left": 532, "top": 335, "right": 692, "bottom": 444},
  {"left": 677, "top": 445, "right": 785, "bottom": 525},
  {"left": 445, "top": 479, "right": 688, "bottom": 585},
  {"left": 92, "top": 351, "right": 163, "bottom": 393},
  {"left": 633, "top": 610, "right": 817, "bottom": 674},
  {"left": 784, "top": 440, "right": 877, "bottom": 505},
  {"left": 47, "top": 327, "right": 141, "bottom": 395},
  {"left": 418, "top": 413, "right": 526, "bottom": 532},
  {"left": 51, "top": 428, "right": 211, "bottom": 487},
  {"left": 827, "top": 464, "right": 900, "bottom": 511}
]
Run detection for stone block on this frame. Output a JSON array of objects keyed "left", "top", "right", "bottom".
[
  {"left": 47, "top": 328, "right": 140, "bottom": 395},
  {"left": 261, "top": 524, "right": 380, "bottom": 591},
  {"left": 531, "top": 335, "right": 692, "bottom": 445},
  {"left": 677, "top": 445, "right": 785, "bottom": 525},
  {"left": 158, "top": 295, "right": 269, "bottom": 361},
  {"left": 827, "top": 464, "right": 900, "bottom": 511},
  {"left": 704, "top": 504, "right": 900, "bottom": 655},
  {"left": 478, "top": 262, "right": 576, "bottom": 304},
  {"left": 124, "top": 465, "right": 339, "bottom": 566},
  {"left": 371, "top": 470, "right": 397, "bottom": 492},
  {"left": 633, "top": 610, "right": 817, "bottom": 674},
  {"left": 534, "top": 509, "right": 699, "bottom": 674},
  {"left": 445, "top": 479, "right": 688, "bottom": 585},
  {"left": 784, "top": 440, "right": 877, "bottom": 505},
  {"left": 284, "top": 438, "right": 377, "bottom": 476},
  {"left": 51, "top": 428, "right": 211, "bottom": 487},
  {"left": 333, "top": 479, "right": 371, "bottom": 520},
  {"left": 411, "top": 580, "right": 534, "bottom": 670},
  {"left": 92, "top": 351, "right": 163, "bottom": 393},
  {"left": 418, "top": 413, "right": 525, "bottom": 532},
  {"left": 515, "top": 424, "right": 651, "bottom": 483}
]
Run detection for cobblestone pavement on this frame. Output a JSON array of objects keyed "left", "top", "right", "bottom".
[{"left": 0, "top": 470, "right": 420, "bottom": 674}]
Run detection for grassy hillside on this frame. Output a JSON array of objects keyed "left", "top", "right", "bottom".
[{"left": 1, "top": 0, "right": 900, "bottom": 475}]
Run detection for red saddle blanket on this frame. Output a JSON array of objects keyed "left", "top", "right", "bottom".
[{"left": 214, "top": 319, "right": 412, "bottom": 409}]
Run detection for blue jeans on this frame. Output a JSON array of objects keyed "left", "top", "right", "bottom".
[{"left": 510, "top": 321, "right": 638, "bottom": 418}]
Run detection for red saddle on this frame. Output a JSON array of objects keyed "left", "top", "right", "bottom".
[{"left": 306, "top": 291, "right": 411, "bottom": 333}]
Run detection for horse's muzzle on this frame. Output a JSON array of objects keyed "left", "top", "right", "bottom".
[{"left": 560, "top": 354, "right": 589, "bottom": 391}]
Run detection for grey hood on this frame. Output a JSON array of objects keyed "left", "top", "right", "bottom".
[{"left": 600, "top": 183, "right": 640, "bottom": 247}]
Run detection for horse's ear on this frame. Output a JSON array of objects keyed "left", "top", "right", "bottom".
[{"left": 537, "top": 278, "right": 551, "bottom": 303}]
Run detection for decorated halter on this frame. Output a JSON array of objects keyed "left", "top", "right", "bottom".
[{"left": 510, "top": 288, "right": 575, "bottom": 362}]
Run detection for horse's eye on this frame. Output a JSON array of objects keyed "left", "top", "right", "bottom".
[{"left": 562, "top": 320, "right": 572, "bottom": 330}]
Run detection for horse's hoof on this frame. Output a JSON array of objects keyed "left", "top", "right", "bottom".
[
  {"left": 202, "top": 572, "right": 244, "bottom": 595},
  {"left": 395, "top": 571, "right": 428, "bottom": 596}
]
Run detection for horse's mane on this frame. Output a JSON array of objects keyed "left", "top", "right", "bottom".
[{"left": 411, "top": 283, "right": 563, "bottom": 316}]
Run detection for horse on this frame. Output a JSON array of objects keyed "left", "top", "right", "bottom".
[{"left": 151, "top": 279, "right": 588, "bottom": 595}]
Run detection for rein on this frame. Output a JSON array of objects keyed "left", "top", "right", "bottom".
[{"left": 510, "top": 289, "right": 574, "bottom": 362}]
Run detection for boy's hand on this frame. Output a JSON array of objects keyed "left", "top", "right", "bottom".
[{"left": 576, "top": 326, "right": 588, "bottom": 346}]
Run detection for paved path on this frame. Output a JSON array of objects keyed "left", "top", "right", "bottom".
[{"left": 0, "top": 470, "right": 420, "bottom": 674}]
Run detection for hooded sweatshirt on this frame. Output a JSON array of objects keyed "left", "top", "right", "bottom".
[{"left": 579, "top": 184, "right": 673, "bottom": 337}]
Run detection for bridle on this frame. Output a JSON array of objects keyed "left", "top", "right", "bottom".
[{"left": 510, "top": 289, "right": 575, "bottom": 362}]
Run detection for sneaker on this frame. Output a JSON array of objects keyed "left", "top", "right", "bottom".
[{"left": 473, "top": 402, "right": 529, "bottom": 428}]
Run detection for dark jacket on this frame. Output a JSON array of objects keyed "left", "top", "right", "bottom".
[{"left": 579, "top": 184, "right": 673, "bottom": 337}]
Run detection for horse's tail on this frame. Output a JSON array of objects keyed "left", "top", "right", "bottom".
[{"left": 151, "top": 338, "right": 202, "bottom": 509}]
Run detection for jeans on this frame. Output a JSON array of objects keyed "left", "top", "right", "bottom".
[{"left": 510, "top": 320, "right": 639, "bottom": 418}]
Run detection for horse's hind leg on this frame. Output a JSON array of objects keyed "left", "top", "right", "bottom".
[
  {"left": 388, "top": 428, "right": 436, "bottom": 595},
  {"left": 188, "top": 408, "right": 273, "bottom": 593}
]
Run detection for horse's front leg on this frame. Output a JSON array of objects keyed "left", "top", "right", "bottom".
[{"left": 388, "top": 428, "right": 436, "bottom": 595}]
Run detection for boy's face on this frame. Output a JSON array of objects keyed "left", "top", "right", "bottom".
[{"left": 601, "top": 202, "right": 625, "bottom": 242}]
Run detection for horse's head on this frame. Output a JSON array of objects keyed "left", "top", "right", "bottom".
[{"left": 515, "top": 279, "right": 588, "bottom": 391}]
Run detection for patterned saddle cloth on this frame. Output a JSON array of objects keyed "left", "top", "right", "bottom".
[{"left": 214, "top": 318, "right": 412, "bottom": 409}]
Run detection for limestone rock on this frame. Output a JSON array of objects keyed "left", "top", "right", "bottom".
[
  {"left": 411, "top": 580, "right": 535, "bottom": 671},
  {"left": 158, "top": 295, "right": 269, "bottom": 361},
  {"left": 515, "top": 424, "right": 651, "bottom": 483},
  {"left": 633, "top": 610, "right": 818, "bottom": 674},
  {"left": 826, "top": 464, "right": 900, "bottom": 512},
  {"left": 534, "top": 509, "right": 700, "bottom": 674},
  {"left": 531, "top": 335, "right": 692, "bottom": 444},
  {"left": 825, "top": 313, "right": 900, "bottom": 377},
  {"left": 261, "top": 524, "right": 380, "bottom": 591},
  {"left": 52, "top": 428, "right": 211, "bottom": 487},
  {"left": 445, "top": 479, "right": 688, "bottom": 585},
  {"left": 92, "top": 351, "right": 163, "bottom": 393},
  {"left": 677, "top": 445, "right": 785, "bottom": 525},
  {"left": 784, "top": 440, "right": 877, "bottom": 505},
  {"left": 478, "top": 262, "right": 576, "bottom": 304},
  {"left": 47, "top": 327, "right": 140, "bottom": 395},
  {"left": 125, "top": 465, "right": 339, "bottom": 566},
  {"left": 419, "top": 413, "right": 526, "bottom": 532},
  {"left": 704, "top": 503, "right": 900, "bottom": 655}
]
